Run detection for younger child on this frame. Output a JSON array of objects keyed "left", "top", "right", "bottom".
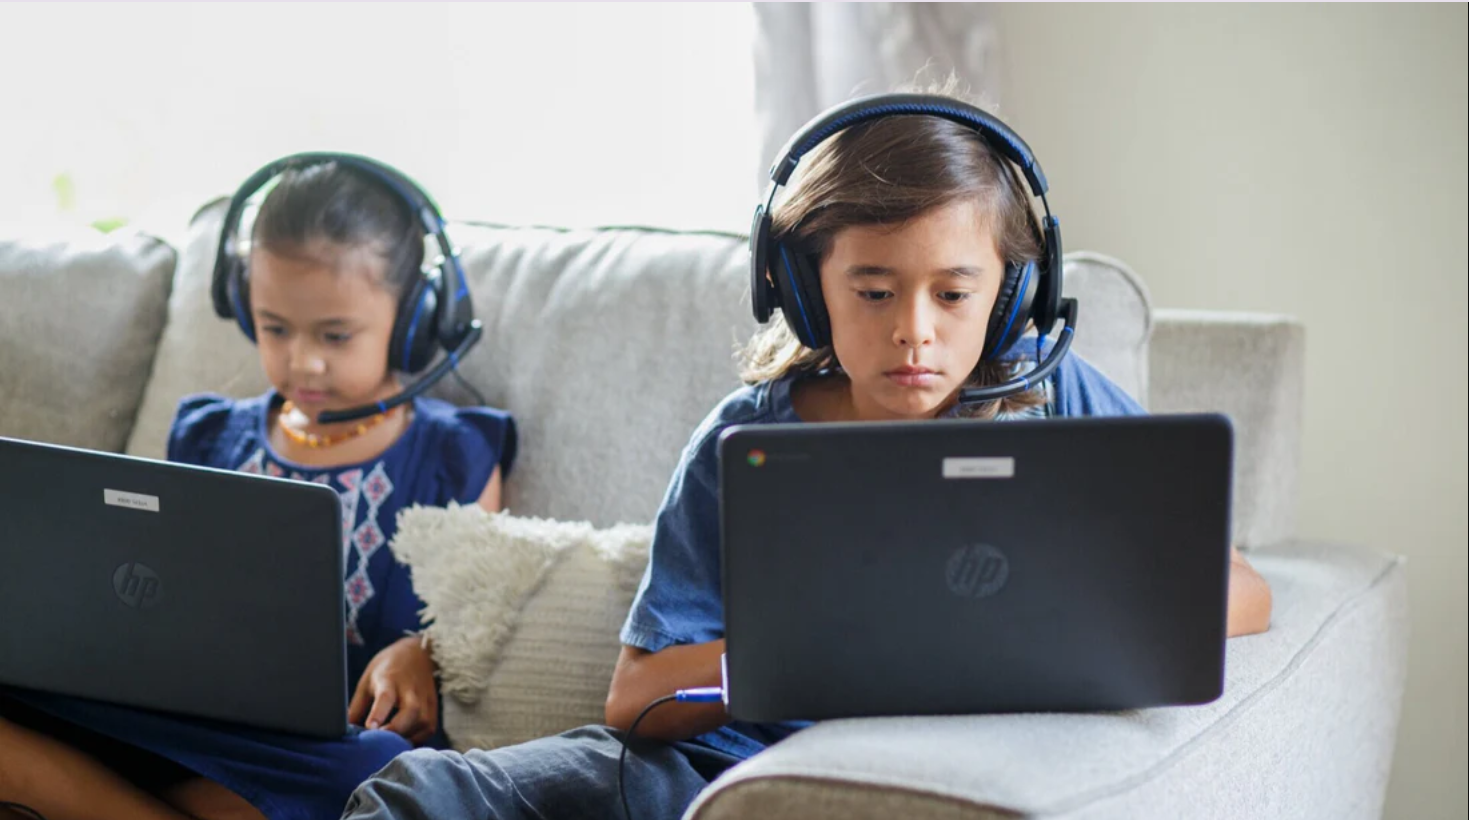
[{"left": 0, "top": 157, "right": 516, "bottom": 820}]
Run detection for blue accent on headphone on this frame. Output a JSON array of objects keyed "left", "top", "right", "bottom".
[
  {"left": 400, "top": 289, "right": 431, "bottom": 371},
  {"left": 990, "top": 261, "right": 1034, "bottom": 355},
  {"left": 229, "top": 277, "right": 254, "bottom": 342},
  {"left": 778, "top": 244, "right": 816, "bottom": 345}
]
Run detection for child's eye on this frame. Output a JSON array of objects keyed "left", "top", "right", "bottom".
[
  {"left": 857, "top": 290, "right": 893, "bottom": 302},
  {"left": 938, "top": 291, "right": 972, "bottom": 304},
  {"left": 259, "top": 325, "right": 287, "bottom": 337},
  {"left": 323, "top": 332, "right": 353, "bottom": 345}
]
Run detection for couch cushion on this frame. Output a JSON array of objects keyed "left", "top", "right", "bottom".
[
  {"left": 1149, "top": 311, "right": 1304, "bottom": 549},
  {"left": 0, "top": 229, "right": 175, "bottom": 452},
  {"left": 1062, "top": 252, "right": 1151, "bottom": 404},
  {"left": 128, "top": 201, "right": 1152, "bottom": 527},
  {"left": 125, "top": 200, "right": 267, "bottom": 458}
]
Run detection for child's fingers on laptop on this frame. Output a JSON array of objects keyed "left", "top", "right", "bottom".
[
  {"left": 401, "top": 687, "right": 439, "bottom": 746},
  {"left": 384, "top": 696, "right": 423, "bottom": 739},
  {"left": 347, "top": 675, "right": 374, "bottom": 727},
  {"left": 364, "top": 685, "right": 398, "bottom": 731}
]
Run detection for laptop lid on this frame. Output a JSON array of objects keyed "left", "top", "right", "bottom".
[
  {"left": 0, "top": 436, "right": 348, "bottom": 739},
  {"left": 718, "top": 414, "right": 1232, "bottom": 723}
]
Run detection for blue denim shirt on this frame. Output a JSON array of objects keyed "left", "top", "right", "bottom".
[{"left": 619, "top": 347, "right": 1145, "bottom": 758}]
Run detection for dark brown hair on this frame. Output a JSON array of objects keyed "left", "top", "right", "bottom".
[{"left": 251, "top": 161, "right": 423, "bottom": 296}]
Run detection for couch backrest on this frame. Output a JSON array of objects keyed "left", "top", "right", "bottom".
[
  {"left": 0, "top": 230, "right": 175, "bottom": 452},
  {"left": 123, "top": 201, "right": 1152, "bottom": 527}
]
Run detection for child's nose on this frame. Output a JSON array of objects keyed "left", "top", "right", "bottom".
[
  {"left": 289, "top": 342, "right": 327, "bottom": 375},
  {"left": 893, "top": 295, "right": 936, "bottom": 348},
  {"left": 296, "top": 357, "right": 327, "bottom": 376}
]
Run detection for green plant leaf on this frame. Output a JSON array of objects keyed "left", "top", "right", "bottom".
[
  {"left": 53, "top": 172, "right": 77, "bottom": 213},
  {"left": 91, "top": 217, "right": 129, "bottom": 233}
]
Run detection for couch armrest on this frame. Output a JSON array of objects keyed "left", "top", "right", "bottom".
[
  {"left": 686, "top": 541, "right": 1407, "bottom": 820},
  {"left": 1148, "top": 310, "right": 1305, "bottom": 548}
]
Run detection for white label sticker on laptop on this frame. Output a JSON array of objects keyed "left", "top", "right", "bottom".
[
  {"left": 104, "top": 489, "right": 160, "bottom": 513},
  {"left": 942, "top": 457, "right": 1015, "bottom": 479}
]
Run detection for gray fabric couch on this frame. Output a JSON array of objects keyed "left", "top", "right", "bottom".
[{"left": 0, "top": 204, "right": 1407, "bottom": 819}]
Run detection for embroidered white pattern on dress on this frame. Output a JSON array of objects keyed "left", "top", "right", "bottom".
[
  {"left": 344, "top": 463, "right": 393, "bottom": 645},
  {"left": 233, "top": 449, "right": 390, "bottom": 647},
  {"left": 238, "top": 450, "right": 265, "bottom": 475},
  {"left": 337, "top": 469, "right": 364, "bottom": 562}
]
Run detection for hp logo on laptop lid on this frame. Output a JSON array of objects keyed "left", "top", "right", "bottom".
[
  {"left": 113, "top": 562, "right": 163, "bottom": 610},
  {"left": 946, "top": 544, "right": 1009, "bottom": 599}
]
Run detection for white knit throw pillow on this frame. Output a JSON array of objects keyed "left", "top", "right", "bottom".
[{"left": 390, "top": 503, "right": 652, "bottom": 751}]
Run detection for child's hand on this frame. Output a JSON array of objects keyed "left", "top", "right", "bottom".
[{"left": 348, "top": 635, "right": 439, "bottom": 745}]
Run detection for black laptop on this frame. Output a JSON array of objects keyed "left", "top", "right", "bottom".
[
  {"left": 0, "top": 436, "right": 349, "bottom": 738},
  {"left": 717, "top": 414, "right": 1233, "bottom": 722}
]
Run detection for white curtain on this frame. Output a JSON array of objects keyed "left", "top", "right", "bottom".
[{"left": 751, "top": 3, "right": 1002, "bottom": 193}]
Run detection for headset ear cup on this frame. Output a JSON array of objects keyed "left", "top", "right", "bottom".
[
  {"left": 437, "top": 258, "right": 474, "bottom": 348},
  {"left": 389, "top": 276, "right": 439, "bottom": 374},
  {"left": 983, "top": 260, "right": 1038, "bottom": 360},
  {"left": 790, "top": 251, "right": 831, "bottom": 349},
  {"left": 1033, "top": 215, "right": 1064, "bottom": 336},
  {"left": 750, "top": 206, "right": 776, "bottom": 324},
  {"left": 228, "top": 262, "right": 256, "bottom": 344},
  {"left": 413, "top": 283, "right": 441, "bottom": 373},
  {"left": 771, "top": 240, "right": 823, "bottom": 349}
]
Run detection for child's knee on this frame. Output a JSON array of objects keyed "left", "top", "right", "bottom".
[
  {"left": 343, "top": 748, "right": 465, "bottom": 819},
  {"left": 371, "top": 744, "right": 438, "bottom": 779}
]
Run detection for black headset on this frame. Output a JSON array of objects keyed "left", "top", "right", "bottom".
[
  {"left": 211, "top": 152, "right": 482, "bottom": 423},
  {"left": 750, "top": 93, "right": 1078, "bottom": 404}
]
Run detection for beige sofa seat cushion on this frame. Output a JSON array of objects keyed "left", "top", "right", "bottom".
[{"left": 1, "top": 229, "right": 175, "bottom": 452}]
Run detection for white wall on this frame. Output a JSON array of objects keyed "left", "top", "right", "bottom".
[
  {"left": 0, "top": 4, "right": 755, "bottom": 241},
  {"left": 993, "top": 5, "right": 1466, "bottom": 817}
]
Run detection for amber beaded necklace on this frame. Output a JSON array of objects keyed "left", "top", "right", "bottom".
[{"left": 278, "top": 400, "right": 398, "bottom": 449}]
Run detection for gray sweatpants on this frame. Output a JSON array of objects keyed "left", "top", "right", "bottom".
[{"left": 341, "top": 724, "right": 742, "bottom": 820}]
